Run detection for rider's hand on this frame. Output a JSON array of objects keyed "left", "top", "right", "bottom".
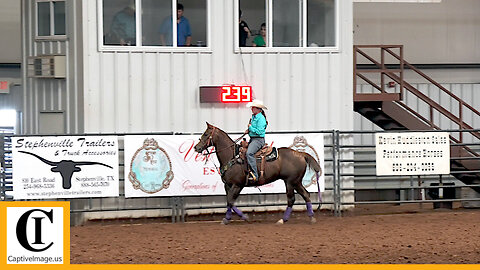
[{"left": 245, "top": 129, "right": 249, "bottom": 134}]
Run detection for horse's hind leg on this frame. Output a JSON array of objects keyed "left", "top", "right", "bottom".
[
  {"left": 294, "top": 184, "right": 316, "bottom": 224},
  {"left": 277, "top": 182, "right": 295, "bottom": 224}
]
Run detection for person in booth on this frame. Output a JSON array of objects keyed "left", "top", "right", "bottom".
[
  {"left": 239, "top": 10, "right": 251, "bottom": 47},
  {"left": 245, "top": 99, "right": 268, "bottom": 181},
  {"left": 252, "top": 23, "right": 266, "bottom": 47},
  {"left": 159, "top": 3, "right": 192, "bottom": 46},
  {"left": 109, "top": 1, "right": 136, "bottom": 45}
]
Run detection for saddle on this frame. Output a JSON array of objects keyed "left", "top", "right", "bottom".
[{"left": 237, "top": 139, "right": 278, "bottom": 182}]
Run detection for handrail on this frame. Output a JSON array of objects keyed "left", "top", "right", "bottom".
[
  {"left": 354, "top": 45, "right": 480, "bottom": 144},
  {"left": 353, "top": 45, "right": 404, "bottom": 98},
  {"left": 384, "top": 48, "right": 480, "bottom": 117}
]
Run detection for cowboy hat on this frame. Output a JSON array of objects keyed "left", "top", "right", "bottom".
[{"left": 246, "top": 99, "right": 267, "bottom": 110}]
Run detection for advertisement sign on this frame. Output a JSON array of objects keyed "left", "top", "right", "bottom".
[
  {"left": 124, "top": 134, "right": 324, "bottom": 197},
  {"left": 375, "top": 132, "right": 450, "bottom": 176},
  {"left": 12, "top": 136, "right": 119, "bottom": 199},
  {"left": 0, "top": 201, "right": 70, "bottom": 266}
]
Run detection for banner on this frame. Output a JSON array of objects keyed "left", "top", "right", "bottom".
[
  {"left": 375, "top": 132, "right": 450, "bottom": 176},
  {"left": 12, "top": 136, "right": 119, "bottom": 199},
  {"left": 124, "top": 134, "right": 324, "bottom": 197}
]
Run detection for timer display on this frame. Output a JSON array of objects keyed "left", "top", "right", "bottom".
[{"left": 199, "top": 86, "right": 252, "bottom": 103}]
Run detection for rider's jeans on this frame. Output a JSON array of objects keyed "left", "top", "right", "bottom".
[{"left": 247, "top": 137, "right": 265, "bottom": 178}]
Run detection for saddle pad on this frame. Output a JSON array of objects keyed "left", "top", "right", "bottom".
[{"left": 256, "top": 147, "right": 278, "bottom": 162}]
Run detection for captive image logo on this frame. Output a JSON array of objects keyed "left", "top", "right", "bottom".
[{"left": 5, "top": 206, "right": 66, "bottom": 265}]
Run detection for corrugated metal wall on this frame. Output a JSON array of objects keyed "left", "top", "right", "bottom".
[
  {"left": 21, "top": 0, "right": 83, "bottom": 134},
  {"left": 354, "top": 0, "right": 480, "bottom": 65},
  {"left": 82, "top": 0, "right": 354, "bottom": 134}
]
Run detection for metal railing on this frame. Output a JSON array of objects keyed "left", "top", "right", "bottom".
[
  {"left": 2, "top": 129, "right": 480, "bottom": 221},
  {"left": 0, "top": 128, "right": 13, "bottom": 201},
  {"left": 334, "top": 129, "right": 480, "bottom": 216},
  {"left": 1, "top": 131, "right": 335, "bottom": 224},
  {"left": 354, "top": 45, "right": 480, "bottom": 143}
]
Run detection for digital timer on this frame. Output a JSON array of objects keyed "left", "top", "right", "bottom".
[
  {"left": 199, "top": 86, "right": 253, "bottom": 103},
  {"left": 0, "top": 80, "right": 10, "bottom": 94},
  {"left": 221, "top": 86, "right": 252, "bottom": 103},
  {"left": 0, "top": 81, "right": 8, "bottom": 90}
]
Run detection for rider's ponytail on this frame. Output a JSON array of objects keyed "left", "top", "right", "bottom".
[{"left": 261, "top": 110, "right": 268, "bottom": 127}]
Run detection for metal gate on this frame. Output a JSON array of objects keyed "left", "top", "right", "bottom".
[{"left": 2, "top": 129, "right": 480, "bottom": 222}]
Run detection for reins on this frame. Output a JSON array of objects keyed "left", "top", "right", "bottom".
[{"left": 202, "top": 128, "right": 247, "bottom": 164}]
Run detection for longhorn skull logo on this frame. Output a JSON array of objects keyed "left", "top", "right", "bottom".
[{"left": 18, "top": 150, "right": 113, "bottom": 189}]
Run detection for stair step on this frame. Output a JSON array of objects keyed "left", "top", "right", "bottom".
[{"left": 371, "top": 114, "right": 392, "bottom": 122}]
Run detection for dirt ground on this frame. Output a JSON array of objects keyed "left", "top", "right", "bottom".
[{"left": 70, "top": 204, "right": 480, "bottom": 264}]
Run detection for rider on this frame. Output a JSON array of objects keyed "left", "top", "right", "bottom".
[{"left": 245, "top": 99, "right": 268, "bottom": 181}]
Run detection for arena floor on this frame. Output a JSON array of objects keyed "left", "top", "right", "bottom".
[{"left": 70, "top": 204, "right": 480, "bottom": 264}]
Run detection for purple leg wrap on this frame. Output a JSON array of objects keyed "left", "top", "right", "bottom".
[
  {"left": 226, "top": 207, "right": 232, "bottom": 220},
  {"left": 306, "top": 202, "right": 314, "bottom": 217},
  {"left": 232, "top": 206, "right": 246, "bottom": 219},
  {"left": 283, "top": 207, "right": 293, "bottom": 222}
]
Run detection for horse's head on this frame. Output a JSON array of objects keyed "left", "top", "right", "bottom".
[{"left": 194, "top": 122, "right": 216, "bottom": 153}]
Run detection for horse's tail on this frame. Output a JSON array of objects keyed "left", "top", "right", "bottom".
[
  {"left": 302, "top": 152, "right": 323, "bottom": 206},
  {"left": 303, "top": 152, "right": 322, "bottom": 175}
]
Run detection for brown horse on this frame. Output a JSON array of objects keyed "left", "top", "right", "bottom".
[{"left": 194, "top": 123, "right": 322, "bottom": 224}]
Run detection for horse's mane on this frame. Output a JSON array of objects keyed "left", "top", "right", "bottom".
[{"left": 211, "top": 125, "right": 235, "bottom": 144}]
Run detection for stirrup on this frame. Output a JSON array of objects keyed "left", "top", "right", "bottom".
[{"left": 247, "top": 171, "right": 257, "bottom": 181}]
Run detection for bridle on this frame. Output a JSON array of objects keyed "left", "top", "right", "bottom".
[
  {"left": 200, "top": 127, "right": 247, "bottom": 163},
  {"left": 204, "top": 127, "right": 216, "bottom": 151}
]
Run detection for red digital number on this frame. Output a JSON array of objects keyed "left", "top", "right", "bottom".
[
  {"left": 221, "top": 86, "right": 252, "bottom": 103},
  {"left": 0, "top": 81, "right": 7, "bottom": 90},
  {"left": 241, "top": 87, "right": 252, "bottom": 102}
]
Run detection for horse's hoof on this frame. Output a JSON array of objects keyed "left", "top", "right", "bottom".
[
  {"left": 242, "top": 214, "right": 250, "bottom": 223},
  {"left": 309, "top": 216, "right": 317, "bottom": 224},
  {"left": 221, "top": 218, "right": 231, "bottom": 225},
  {"left": 276, "top": 219, "right": 284, "bottom": 225}
]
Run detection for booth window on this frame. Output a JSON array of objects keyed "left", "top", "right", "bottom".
[
  {"left": 36, "top": 0, "right": 66, "bottom": 37},
  {"left": 238, "top": 0, "right": 336, "bottom": 48},
  {"left": 102, "top": 0, "right": 208, "bottom": 48}
]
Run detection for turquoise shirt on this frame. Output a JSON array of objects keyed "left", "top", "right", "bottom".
[{"left": 249, "top": 113, "right": 267, "bottom": 137}]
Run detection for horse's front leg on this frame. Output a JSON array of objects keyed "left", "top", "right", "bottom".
[
  {"left": 222, "top": 184, "right": 248, "bottom": 224},
  {"left": 224, "top": 183, "right": 233, "bottom": 221}
]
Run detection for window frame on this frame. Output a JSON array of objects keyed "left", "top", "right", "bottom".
[
  {"left": 98, "top": 0, "right": 212, "bottom": 52},
  {"left": 234, "top": 0, "right": 340, "bottom": 53},
  {"left": 35, "top": 0, "right": 67, "bottom": 40}
]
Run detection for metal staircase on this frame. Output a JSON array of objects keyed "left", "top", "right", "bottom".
[{"left": 354, "top": 45, "right": 480, "bottom": 193}]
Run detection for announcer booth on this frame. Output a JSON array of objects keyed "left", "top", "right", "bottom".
[{"left": 19, "top": 0, "right": 354, "bottom": 222}]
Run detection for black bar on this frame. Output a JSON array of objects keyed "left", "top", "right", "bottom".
[{"left": 357, "top": 63, "right": 480, "bottom": 70}]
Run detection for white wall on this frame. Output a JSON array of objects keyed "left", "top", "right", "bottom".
[
  {"left": 354, "top": 0, "right": 480, "bottom": 64},
  {"left": 0, "top": 0, "right": 21, "bottom": 63},
  {"left": 82, "top": 0, "right": 354, "bottom": 134}
]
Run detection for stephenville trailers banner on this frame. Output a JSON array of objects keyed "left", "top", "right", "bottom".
[
  {"left": 375, "top": 132, "right": 450, "bottom": 176},
  {"left": 124, "top": 134, "right": 324, "bottom": 197},
  {"left": 12, "top": 136, "right": 119, "bottom": 199}
]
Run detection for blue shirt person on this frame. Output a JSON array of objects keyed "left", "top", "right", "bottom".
[
  {"left": 245, "top": 99, "right": 268, "bottom": 181},
  {"left": 110, "top": 2, "right": 136, "bottom": 45},
  {"left": 159, "top": 3, "right": 192, "bottom": 46}
]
